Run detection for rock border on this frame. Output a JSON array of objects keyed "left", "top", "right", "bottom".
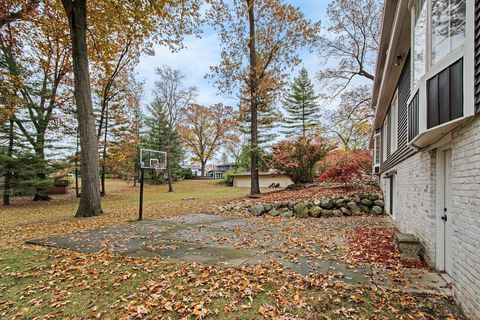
[{"left": 221, "top": 193, "right": 384, "bottom": 218}]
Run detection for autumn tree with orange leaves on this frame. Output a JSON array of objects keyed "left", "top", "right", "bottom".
[
  {"left": 207, "top": 0, "right": 320, "bottom": 195},
  {"left": 179, "top": 103, "right": 237, "bottom": 177}
]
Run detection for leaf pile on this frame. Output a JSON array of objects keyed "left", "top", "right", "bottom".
[{"left": 347, "top": 227, "right": 428, "bottom": 269}]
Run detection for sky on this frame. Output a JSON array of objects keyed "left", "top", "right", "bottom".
[{"left": 135, "top": 1, "right": 330, "bottom": 108}]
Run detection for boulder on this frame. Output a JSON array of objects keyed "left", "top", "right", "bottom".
[
  {"left": 354, "top": 196, "right": 361, "bottom": 203},
  {"left": 310, "top": 206, "right": 322, "bottom": 218},
  {"left": 371, "top": 206, "right": 384, "bottom": 215},
  {"left": 268, "top": 208, "right": 280, "bottom": 217},
  {"left": 320, "top": 199, "right": 333, "bottom": 209},
  {"left": 275, "top": 202, "right": 288, "bottom": 209},
  {"left": 332, "top": 209, "right": 343, "bottom": 217},
  {"left": 359, "top": 204, "right": 370, "bottom": 212},
  {"left": 374, "top": 199, "right": 384, "bottom": 207},
  {"left": 346, "top": 202, "right": 360, "bottom": 214},
  {"left": 264, "top": 203, "right": 273, "bottom": 212},
  {"left": 335, "top": 199, "right": 346, "bottom": 208},
  {"left": 250, "top": 205, "right": 265, "bottom": 216},
  {"left": 321, "top": 209, "right": 333, "bottom": 217},
  {"left": 360, "top": 198, "right": 373, "bottom": 206},
  {"left": 369, "top": 194, "right": 381, "bottom": 201},
  {"left": 288, "top": 202, "right": 295, "bottom": 210},
  {"left": 294, "top": 203, "right": 309, "bottom": 218},
  {"left": 280, "top": 210, "right": 294, "bottom": 218},
  {"left": 313, "top": 199, "right": 321, "bottom": 206},
  {"left": 340, "top": 207, "right": 351, "bottom": 216}
]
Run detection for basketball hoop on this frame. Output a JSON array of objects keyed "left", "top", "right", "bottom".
[{"left": 138, "top": 148, "right": 167, "bottom": 221}]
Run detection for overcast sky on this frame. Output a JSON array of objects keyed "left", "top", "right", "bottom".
[{"left": 135, "top": 1, "right": 329, "bottom": 108}]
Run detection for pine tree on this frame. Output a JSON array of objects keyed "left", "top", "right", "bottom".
[
  {"left": 282, "top": 68, "right": 320, "bottom": 138},
  {"left": 143, "top": 100, "right": 183, "bottom": 184}
]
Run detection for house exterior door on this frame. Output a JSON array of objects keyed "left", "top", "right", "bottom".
[
  {"left": 443, "top": 149, "right": 453, "bottom": 274},
  {"left": 437, "top": 148, "right": 453, "bottom": 273}
]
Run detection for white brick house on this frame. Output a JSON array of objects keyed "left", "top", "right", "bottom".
[{"left": 371, "top": 0, "right": 480, "bottom": 318}]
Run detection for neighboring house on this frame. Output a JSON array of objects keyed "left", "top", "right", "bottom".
[
  {"left": 206, "top": 163, "right": 237, "bottom": 179},
  {"left": 183, "top": 165, "right": 202, "bottom": 177},
  {"left": 371, "top": 0, "right": 479, "bottom": 318},
  {"left": 231, "top": 171, "right": 293, "bottom": 188}
]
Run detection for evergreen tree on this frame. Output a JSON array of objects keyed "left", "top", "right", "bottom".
[
  {"left": 282, "top": 68, "right": 320, "bottom": 138},
  {"left": 143, "top": 99, "right": 183, "bottom": 184},
  {"left": 239, "top": 89, "right": 282, "bottom": 148}
]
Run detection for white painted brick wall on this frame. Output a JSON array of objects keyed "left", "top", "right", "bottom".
[
  {"left": 450, "top": 116, "right": 480, "bottom": 320},
  {"left": 381, "top": 150, "right": 437, "bottom": 263},
  {"left": 380, "top": 115, "right": 480, "bottom": 319}
]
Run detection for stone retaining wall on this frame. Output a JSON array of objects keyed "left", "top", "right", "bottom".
[{"left": 222, "top": 193, "right": 385, "bottom": 218}]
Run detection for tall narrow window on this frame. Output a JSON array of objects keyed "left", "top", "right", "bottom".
[
  {"left": 383, "top": 114, "right": 389, "bottom": 161},
  {"left": 413, "top": 0, "right": 427, "bottom": 88},
  {"left": 390, "top": 90, "right": 399, "bottom": 153},
  {"left": 431, "top": 0, "right": 466, "bottom": 65},
  {"left": 374, "top": 133, "right": 381, "bottom": 166}
]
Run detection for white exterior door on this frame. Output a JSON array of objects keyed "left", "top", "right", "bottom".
[
  {"left": 436, "top": 148, "right": 453, "bottom": 273},
  {"left": 443, "top": 149, "right": 453, "bottom": 274}
]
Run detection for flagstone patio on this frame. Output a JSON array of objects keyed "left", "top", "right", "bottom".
[{"left": 27, "top": 213, "right": 452, "bottom": 297}]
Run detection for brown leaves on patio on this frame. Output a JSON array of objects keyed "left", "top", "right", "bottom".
[{"left": 347, "top": 227, "right": 427, "bottom": 269}]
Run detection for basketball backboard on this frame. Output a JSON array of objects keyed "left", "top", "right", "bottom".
[{"left": 140, "top": 149, "right": 167, "bottom": 170}]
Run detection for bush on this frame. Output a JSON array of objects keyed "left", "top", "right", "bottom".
[
  {"left": 221, "top": 168, "right": 240, "bottom": 186},
  {"left": 270, "top": 137, "right": 334, "bottom": 184},
  {"left": 318, "top": 150, "right": 372, "bottom": 184}
]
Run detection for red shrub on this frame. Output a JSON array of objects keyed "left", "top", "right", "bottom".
[
  {"left": 318, "top": 150, "right": 372, "bottom": 184},
  {"left": 270, "top": 137, "right": 334, "bottom": 184}
]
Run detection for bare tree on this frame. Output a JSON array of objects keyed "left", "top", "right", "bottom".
[
  {"left": 208, "top": 0, "right": 320, "bottom": 194},
  {"left": 317, "top": 0, "right": 382, "bottom": 97},
  {"left": 328, "top": 85, "right": 374, "bottom": 151},
  {"left": 178, "top": 103, "right": 236, "bottom": 176},
  {"left": 153, "top": 65, "right": 196, "bottom": 192}
]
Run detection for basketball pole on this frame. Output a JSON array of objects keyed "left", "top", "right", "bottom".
[{"left": 138, "top": 167, "right": 145, "bottom": 221}]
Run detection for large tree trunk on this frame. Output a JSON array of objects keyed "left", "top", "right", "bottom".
[
  {"left": 33, "top": 150, "right": 50, "bottom": 201},
  {"left": 201, "top": 160, "right": 206, "bottom": 177},
  {"left": 33, "top": 137, "right": 51, "bottom": 201},
  {"left": 247, "top": 0, "right": 260, "bottom": 195},
  {"left": 166, "top": 147, "right": 173, "bottom": 192},
  {"left": 62, "top": 0, "right": 102, "bottom": 217},
  {"left": 100, "top": 106, "right": 108, "bottom": 196},
  {"left": 75, "top": 128, "right": 80, "bottom": 198},
  {"left": 3, "top": 119, "right": 14, "bottom": 206}
]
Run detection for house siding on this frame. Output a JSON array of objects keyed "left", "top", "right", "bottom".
[
  {"left": 380, "top": 150, "right": 437, "bottom": 262},
  {"left": 450, "top": 116, "right": 480, "bottom": 319},
  {"left": 381, "top": 114, "right": 480, "bottom": 319}
]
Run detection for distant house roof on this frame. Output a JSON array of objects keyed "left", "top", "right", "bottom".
[{"left": 231, "top": 171, "right": 286, "bottom": 177}]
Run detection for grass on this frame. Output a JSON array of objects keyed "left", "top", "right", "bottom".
[
  {"left": 0, "top": 248, "right": 463, "bottom": 319},
  {"left": 0, "top": 179, "right": 465, "bottom": 319},
  {"left": 0, "top": 179, "right": 248, "bottom": 249},
  {"left": 1, "top": 179, "right": 247, "bottom": 226}
]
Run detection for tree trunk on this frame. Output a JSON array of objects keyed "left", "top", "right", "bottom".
[
  {"left": 100, "top": 106, "right": 108, "bottom": 196},
  {"left": 62, "top": 0, "right": 102, "bottom": 217},
  {"left": 33, "top": 143, "right": 51, "bottom": 201},
  {"left": 3, "top": 119, "right": 14, "bottom": 206},
  {"left": 201, "top": 160, "right": 206, "bottom": 177},
  {"left": 75, "top": 128, "right": 80, "bottom": 198},
  {"left": 166, "top": 147, "right": 173, "bottom": 192},
  {"left": 247, "top": 0, "right": 260, "bottom": 195}
]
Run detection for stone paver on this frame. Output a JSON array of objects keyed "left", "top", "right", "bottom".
[{"left": 26, "top": 213, "right": 451, "bottom": 296}]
